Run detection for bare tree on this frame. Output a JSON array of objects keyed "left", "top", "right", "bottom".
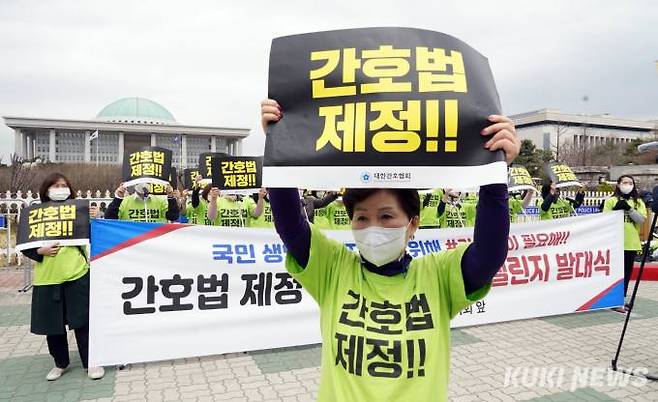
[
  {"left": 9, "top": 154, "right": 34, "bottom": 193},
  {"left": 552, "top": 121, "right": 570, "bottom": 163}
]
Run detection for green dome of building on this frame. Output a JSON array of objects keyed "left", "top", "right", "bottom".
[{"left": 96, "top": 97, "right": 176, "bottom": 124}]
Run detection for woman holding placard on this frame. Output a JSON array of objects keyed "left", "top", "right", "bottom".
[
  {"left": 539, "top": 182, "right": 585, "bottom": 220},
  {"left": 437, "top": 189, "right": 476, "bottom": 228},
  {"left": 260, "top": 98, "right": 520, "bottom": 402},
  {"left": 603, "top": 175, "right": 647, "bottom": 312},
  {"left": 21, "top": 173, "right": 105, "bottom": 381}
]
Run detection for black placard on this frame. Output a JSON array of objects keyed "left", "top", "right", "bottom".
[
  {"left": 17, "top": 200, "right": 90, "bottom": 251},
  {"left": 265, "top": 27, "right": 505, "bottom": 188}
]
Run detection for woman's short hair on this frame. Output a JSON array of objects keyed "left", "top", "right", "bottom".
[
  {"left": 39, "top": 172, "right": 75, "bottom": 202},
  {"left": 343, "top": 189, "right": 420, "bottom": 220}
]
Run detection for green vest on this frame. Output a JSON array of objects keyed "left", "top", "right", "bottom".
[
  {"left": 118, "top": 194, "right": 169, "bottom": 223},
  {"left": 419, "top": 189, "right": 443, "bottom": 227},
  {"left": 603, "top": 197, "right": 647, "bottom": 251},
  {"left": 34, "top": 246, "right": 89, "bottom": 286}
]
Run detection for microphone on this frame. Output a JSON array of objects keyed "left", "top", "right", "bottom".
[
  {"left": 637, "top": 142, "right": 658, "bottom": 153},
  {"left": 652, "top": 186, "right": 658, "bottom": 214}
]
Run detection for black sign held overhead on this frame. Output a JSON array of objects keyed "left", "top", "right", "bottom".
[
  {"left": 211, "top": 156, "right": 263, "bottom": 193},
  {"left": 508, "top": 165, "right": 537, "bottom": 193},
  {"left": 264, "top": 27, "right": 507, "bottom": 189},
  {"left": 16, "top": 200, "right": 90, "bottom": 252},
  {"left": 198, "top": 152, "right": 228, "bottom": 180},
  {"left": 122, "top": 146, "right": 173, "bottom": 187},
  {"left": 544, "top": 163, "right": 582, "bottom": 189},
  {"left": 183, "top": 168, "right": 203, "bottom": 191}
]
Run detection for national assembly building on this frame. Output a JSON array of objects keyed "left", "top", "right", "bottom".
[{"left": 3, "top": 97, "right": 249, "bottom": 167}]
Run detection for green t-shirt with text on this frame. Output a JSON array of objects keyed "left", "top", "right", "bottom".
[
  {"left": 118, "top": 194, "right": 169, "bottom": 223},
  {"left": 327, "top": 201, "right": 351, "bottom": 230},
  {"left": 439, "top": 203, "right": 476, "bottom": 228},
  {"left": 213, "top": 197, "right": 248, "bottom": 227},
  {"left": 248, "top": 200, "right": 275, "bottom": 228},
  {"left": 313, "top": 207, "right": 331, "bottom": 229},
  {"left": 285, "top": 226, "right": 489, "bottom": 402},
  {"left": 539, "top": 198, "right": 573, "bottom": 220}
]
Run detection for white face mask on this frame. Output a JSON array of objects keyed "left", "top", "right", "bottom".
[
  {"left": 619, "top": 184, "right": 633, "bottom": 195},
  {"left": 353, "top": 222, "right": 410, "bottom": 267},
  {"left": 134, "top": 183, "right": 149, "bottom": 198},
  {"left": 48, "top": 187, "right": 71, "bottom": 201}
]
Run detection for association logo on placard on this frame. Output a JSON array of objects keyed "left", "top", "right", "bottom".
[{"left": 360, "top": 171, "right": 372, "bottom": 184}]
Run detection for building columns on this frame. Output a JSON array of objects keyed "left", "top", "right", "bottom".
[
  {"left": 28, "top": 135, "right": 34, "bottom": 159},
  {"left": 13, "top": 129, "right": 23, "bottom": 158},
  {"left": 181, "top": 135, "right": 188, "bottom": 168},
  {"left": 84, "top": 131, "right": 91, "bottom": 162},
  {"left": 49, "top": 129, "right": 57, "bottom": 162},
  {"left": 24, "top": 133, "right": 32, "bottom": 159},
  {"left": 150, "top": 133, "right": 157, "bottom": 146},
  {"left": 236, "top": 139, "right": 243, "bottom": 156},
  {"left": 118, "top": 132, "right": 124, "bottom": 164},
  {"left": 210, "top": 136, "right": 216, "bottom": 152}
]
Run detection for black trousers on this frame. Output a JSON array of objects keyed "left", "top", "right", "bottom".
[
  {"left": 46, "top": 326, "right": 89, "bottom": 369},
  {"left": 623, "top": 250, "right": 637, "bottom": 298}
]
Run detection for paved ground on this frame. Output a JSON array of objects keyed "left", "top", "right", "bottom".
[{"left": 2, "top": 267, "right": 658, "bottom": 401}]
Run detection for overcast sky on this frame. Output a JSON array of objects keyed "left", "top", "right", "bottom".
[{"left": 1, "top": 0, "right": 657, "bottom": 163}]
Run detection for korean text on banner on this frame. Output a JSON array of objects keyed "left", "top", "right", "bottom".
[
  {"left": 89, "top": 212, "right": 623, "bottom": 366},
  {"left": 264, "top": 27, "right": 507, "bottom": 189}
]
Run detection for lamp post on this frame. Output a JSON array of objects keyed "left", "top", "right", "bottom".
[{"left": 582, "top": 95, "right": 589, "bottom": 165}]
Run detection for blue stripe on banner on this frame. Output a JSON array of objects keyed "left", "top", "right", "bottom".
[
  {"left": 590, "top": 281, "right": 624, "bottom": 310},
  {"left": 91, "top": 219, "right": 165, "bottom": 259},
  {"left": 523, "top": 206, "right": 600, "bottom": 216}
]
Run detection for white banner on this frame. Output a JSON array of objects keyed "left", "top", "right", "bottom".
[{"left": 89, "top": 212, "right": 623, "bottom": 366}]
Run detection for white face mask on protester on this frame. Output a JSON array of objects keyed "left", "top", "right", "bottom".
[
  {"left": 353, "top": 221, "right": 411, "bottom": 267},
  {"left": 619, "top": 184, "right": 633, "bottom": 195},
  {"left": 134, "top": 183, "right": 150, "bottom": 198},
  {"left": 48, "top": 187, "right": 71, "bottom": 201}
]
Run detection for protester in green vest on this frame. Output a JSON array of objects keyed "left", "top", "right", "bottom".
[
  {"left": 21, "top": 173, "right": 105, "bottom": 382},
  {"left": 189, "top": 175, "right": 214, "bottom": 225},
  {"left": 303, "top": 190, "right": 339, "bottom": 226},
  {"left": 183, "top": 200, "right": 197, "bottom": 224},
  {"left": 248, "top": 188, "right": 275, "bottom": 228},
  {"left": 261, "top": 98, "right": 520, "bottom": 402},
  {"left": 508, "top": 190, "right": 534, "bottom": 223},
  {"left": 438, "top": 189, "right": 477, "bottom": 228},
  {"left": 419, "top": 189, "right": 444, "bottom": 228},
  {"left": 178, "top": 190, "right": 198, "bottom": 224},
  {"left": 106, "top": 182, "right": 179, "bottom": 223},
  {"left": 326, "top": 197, "right": 352, "bottom": 230},
  {"left": 207, "top": 189, "right": 248, "bottom": 227},
  {"left": 539, "top": 182, "right": 584, "bottom": 220},
  {"left": 603, "top": 175, "right": 647, "bottom": 312}
]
